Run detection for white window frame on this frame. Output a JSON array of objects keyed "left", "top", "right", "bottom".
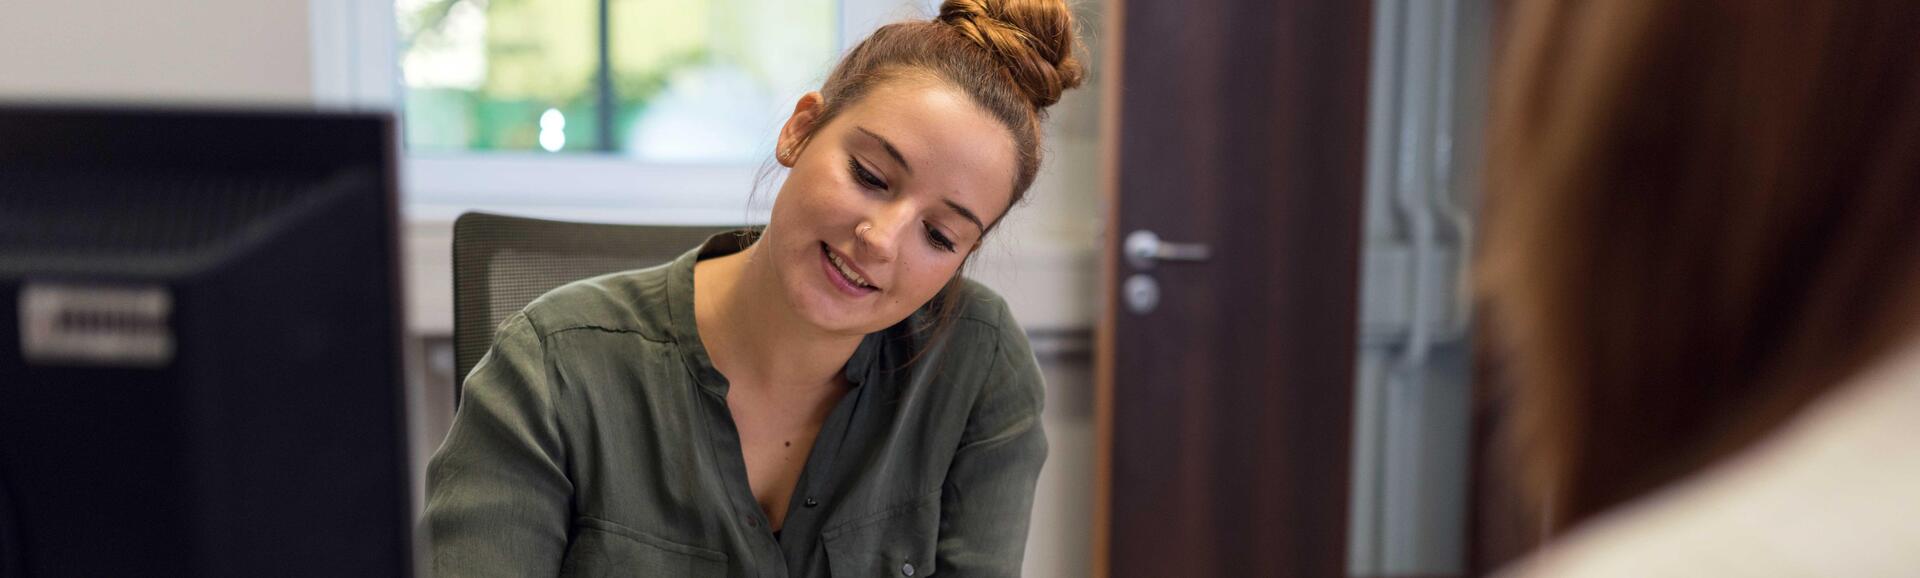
[{"left": 310, "top": 0, "right": 933, "bottom": 225}]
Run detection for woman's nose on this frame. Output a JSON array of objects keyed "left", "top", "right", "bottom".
[{"left": 856, "top": 204, "right": 915, "bottom": 264}]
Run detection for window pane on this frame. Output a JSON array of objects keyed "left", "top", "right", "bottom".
[{"left": 397, "top": 0, "right": 838, "bottom": 161}]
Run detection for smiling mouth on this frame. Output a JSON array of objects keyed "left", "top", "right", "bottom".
[{"left": 820, "top": 242, "right": 879, "bottom": 293}]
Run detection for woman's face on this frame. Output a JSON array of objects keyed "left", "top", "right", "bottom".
[{"left": 760, "top": 79, "right": 1018, "bottom": 337}]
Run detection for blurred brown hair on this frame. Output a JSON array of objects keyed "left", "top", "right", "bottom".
[{"left": 1481, "top": 0, "right": 1920, "bottom": 533}]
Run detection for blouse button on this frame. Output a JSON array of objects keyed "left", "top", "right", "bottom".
[
  {"left": 804, "top": 497, "right": 819, "bottom": 508},
  {"left": 745, "top": 516, "right": 759, "bottom": 528},
  {"left": 901, "top": 561, "right": 916, "bottom": 576}
]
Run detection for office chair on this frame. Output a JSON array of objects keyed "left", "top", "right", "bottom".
[{"left": 450, "top": 212, "right": 735, "bottom": 406}]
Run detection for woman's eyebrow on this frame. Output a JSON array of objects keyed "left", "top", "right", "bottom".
[
  {"left": 852, "top": 126, "right": 980, "bottom": 232},
  {"left": 946, "top": 199, "right": 985, "bottom": 233},
  {"left": 855, "top": 126, "right": 913, "bottom": 175}
]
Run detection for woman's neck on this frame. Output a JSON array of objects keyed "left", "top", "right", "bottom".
[{"left": 693, "top": 242, "right": 863, "bottom": 396}]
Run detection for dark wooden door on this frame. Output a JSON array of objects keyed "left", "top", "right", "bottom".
[{"left": 1095, "top": 0, "right": 1372, "bottom": 575}]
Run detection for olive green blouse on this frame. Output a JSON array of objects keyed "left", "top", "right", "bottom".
[{"left": 423, "top": 233, "right": 1048, "bottom": 577}]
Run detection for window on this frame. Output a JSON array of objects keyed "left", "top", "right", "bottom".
[
  {"left": 312, "top": 0, "right": 922, "bottom": 223},
  {"left": 398, "top": 0, "right": 836, "bottom": 160}
]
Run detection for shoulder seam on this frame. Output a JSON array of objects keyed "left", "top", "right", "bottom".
[
  {"left": 514, "top": 310, "right": 547, "bottom": 341},
  {"left": 542, "top": 324, "right": 672, "bottom": 343}
]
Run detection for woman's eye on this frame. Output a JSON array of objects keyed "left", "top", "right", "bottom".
[
  {"left": 925, "top": 223, "right": 957, "bottom": 252},
  {"left": 847, "top": 157, "right": 887, "bottom": 190}
]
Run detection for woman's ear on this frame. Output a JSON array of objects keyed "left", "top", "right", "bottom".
[{"left": 776, "top": 91, "right": 826, "bottom": 167}]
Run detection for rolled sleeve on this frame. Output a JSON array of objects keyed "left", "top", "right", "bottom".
[
  {"left": 935, "top": 305, "right": 1049, "bottom": 577},
  {"left": 422, "top": 312, "right": 573, "bottom": 577}
]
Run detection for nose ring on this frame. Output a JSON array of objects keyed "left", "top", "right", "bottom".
[{"left": 858, "top": 223, "right": 872, "bottom": 236}]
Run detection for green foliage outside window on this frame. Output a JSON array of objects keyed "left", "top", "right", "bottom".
[{"left": 399, "top": 0, "right": 836, "bottom": 160}]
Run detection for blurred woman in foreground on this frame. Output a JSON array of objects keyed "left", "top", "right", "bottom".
[{"left": 1481, "top": 1, "right": 1920, "bottom": 575}]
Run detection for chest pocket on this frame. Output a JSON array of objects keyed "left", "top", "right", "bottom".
[
  {"left": 559, "top": 516, "right": 728, "bottom": 577},
  {"left": 823, "top": 490, "right": 940, "bottom": 577}
]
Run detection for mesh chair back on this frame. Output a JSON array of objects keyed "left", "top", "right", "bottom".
[{"left": 451, "top": 212, "right": 734, "bottom": 406}]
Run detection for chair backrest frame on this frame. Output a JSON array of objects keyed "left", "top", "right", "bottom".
[{"left": 450, "top": 212, "right": 734, "bottom": 407}]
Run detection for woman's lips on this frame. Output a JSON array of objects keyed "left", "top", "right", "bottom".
[{"left": 820, "top": 243, "right": 878, "bottom": 297}]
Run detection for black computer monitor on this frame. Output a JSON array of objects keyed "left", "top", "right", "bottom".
[{"left": 0, "top": 106, "right": 412, "bottom": 577}]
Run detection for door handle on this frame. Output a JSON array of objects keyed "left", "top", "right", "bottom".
[{"left": 1124, "top": 230, "right": 1211, "bottom": 270}]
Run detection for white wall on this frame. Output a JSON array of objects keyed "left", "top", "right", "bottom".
[{"left": 0, "top": 1, "right": 313, "bottom": 105}]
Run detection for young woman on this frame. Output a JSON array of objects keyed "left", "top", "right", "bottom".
[
  {"left": 1481, "top": 0, "right": 1920, "bottom": 575},
  {"left": 423, "top": 1, "right": 1085, "bottom": 575}
]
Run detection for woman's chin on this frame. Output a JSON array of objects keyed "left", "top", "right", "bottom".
[{"left": 783, "top": 284, "right": 875, "bottom": 335}]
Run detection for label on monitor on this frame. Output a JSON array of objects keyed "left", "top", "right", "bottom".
[{"left": 19, "top": 283, "right": 175, "bottom": 367}]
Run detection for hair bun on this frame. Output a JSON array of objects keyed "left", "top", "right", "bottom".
[{"left": 937, "top": 0, "right": 1086, "bottom": 109}]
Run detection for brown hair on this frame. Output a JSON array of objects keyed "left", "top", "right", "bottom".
[
  {"left": 1481, "top": 0, "right": 1920, "bottom": 533},
  {"left": 787, "top": 0, "right": 1085, "bottom": 347},
  {"left": 797, "top": 0, "right": 1085, "bottom": 215}
]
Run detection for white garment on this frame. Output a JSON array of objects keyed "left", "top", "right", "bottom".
[{"left": 1499, "top": 340, "right": 1920, "bottom": 577}]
